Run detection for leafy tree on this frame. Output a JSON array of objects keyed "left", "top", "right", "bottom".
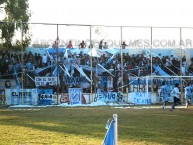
[{"left": 0, "top": 0, "right": 31, "bottom": 51}]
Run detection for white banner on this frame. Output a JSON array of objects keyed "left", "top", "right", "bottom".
[
  {"left": 69, "top": 88, "right": 82, "bottom": 105},
  {"left": 97, "top": 92, "right": 121, "bottom": 102},
  {"left": 128, "top": 92, "right": 151, "bottom": 105},
  {"left": 35, "top": 77, "right": 57, "bottom": 87},
  {"left": 5, "top": 89, "right": 38, "bottom": 105}
]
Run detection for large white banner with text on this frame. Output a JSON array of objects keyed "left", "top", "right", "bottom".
[
  {"left": 128, "top": 92, "right": 151, "bottom": 104},
  {"left": 5, "top": 89, "right": 38, "bottom": 105},
  {"left": 35, "top": 77, "right": 57, "bottom": 87}
]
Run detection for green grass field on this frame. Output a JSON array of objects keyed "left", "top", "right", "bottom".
[{"left": 0, "top": 106, "right": 193, "bottom": 145}]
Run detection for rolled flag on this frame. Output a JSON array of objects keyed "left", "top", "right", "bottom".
[
  {"left": 97, "top": 64, "right": 115, "bottom": 77},
  {"left": 58, "top": 64, "right": 71, "bottom": 77},
  {"left": 73, "top": 64, "right": 92, "bottom": 83},
  {"left": 63, "top": 64, "right": 71, "bottom": 77},
  {"left": 34, "top": 65, "right": 53, "bottom": 75},
  {"left": 46, "top": 49, "right": 54, "bottom": 62}
]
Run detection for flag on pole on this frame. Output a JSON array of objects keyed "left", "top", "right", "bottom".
[
  {"left": 102, "top": 114, "right": 118, "bottom": 145},
  {"left": 103, "top": 119, "right": 115, "bottom": 145}
]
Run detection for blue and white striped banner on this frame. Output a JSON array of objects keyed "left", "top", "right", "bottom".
[{"left": 5, "top": 88, "right": 38, "bottom": 105}]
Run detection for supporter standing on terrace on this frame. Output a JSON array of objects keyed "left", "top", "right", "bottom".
[
  {"left": 103, "top": 42, "right": 108, "bottom": 49},
  {"left": 37, "top": 53, "right": 42, "bottom": 68},
  {"left": 67, "top": 40, "right": 73, "bottom": 48},
  {"left": 99, "top": 40, "right": 103, "bottom": 49},
  {"left": 122, "top": 41, "right": 127, "bottom": 49},
  {"left": 79, "top": 40, "right": 86, "bottom": 48},
  {"left": 170, "top": 83, "right": 181, "bottom": 111}
]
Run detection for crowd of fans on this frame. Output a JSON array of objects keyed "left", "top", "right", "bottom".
[{"left": 0, "top": 42, "right": 193, "bottom": 93}]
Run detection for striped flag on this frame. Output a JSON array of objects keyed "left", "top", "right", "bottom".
[{"left": 73, "top": 64, "right": 92, "bottom": 83}]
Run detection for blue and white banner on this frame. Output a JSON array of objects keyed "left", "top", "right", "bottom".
[
  {"left": 69, "top": 88, "right": 82, "bottom": 105},
  {"left": 35, "top": 77, "right": 57, "bottom": 87},
  {"left": 5, "top": 88, "right": 38, "bottom": 105},
  {"left": 128, "top": 92, "right": 151, "bottom": 105},
  {"left": 37, "top": 89, "right": 55, "bottom": 105},
  {"left": 98, "top": 92, "right": 122, "bottom": 102},
  {"left": 100, "top": 76, "right": 113, "bottom": 89},
  {"left": 37, "top": 94, "right": 60, "bottom": 105},
  {"left": 64, "top": 77, "right": 87, "bottom": 85}
]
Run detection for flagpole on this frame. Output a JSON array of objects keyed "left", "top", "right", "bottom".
[{"left": 113, "top": 114, "right": 118, "bottom": 145}]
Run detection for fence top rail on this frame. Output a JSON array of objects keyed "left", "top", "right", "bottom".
[{"left": 1, "top": 21, "right": 193, "bottom": 29}]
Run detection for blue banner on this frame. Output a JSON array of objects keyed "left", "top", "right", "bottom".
[
  {"left": 37, "top": 89, "right": 53, "bottom": 94},
  {"left": 64, "top": 77, "right": 86, "bottom": 85}
]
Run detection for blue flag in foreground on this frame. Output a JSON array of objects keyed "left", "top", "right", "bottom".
[{"left": 103, "top": 119, "right": 115, "bottom": 145}]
